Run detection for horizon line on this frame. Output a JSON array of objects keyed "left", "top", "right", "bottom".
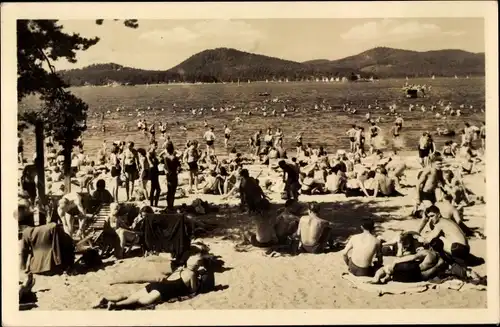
[{"left": 58, "top": 45, "right": 485, "bottom": 72}]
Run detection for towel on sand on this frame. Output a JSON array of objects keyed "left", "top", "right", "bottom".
[{"left": 341, "top": 272, "right": 486, "bottom": 296}]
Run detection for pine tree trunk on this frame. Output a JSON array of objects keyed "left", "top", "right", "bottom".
[
  {"left": 63, "top": 141, "right": 72, "bottom": 194},
  {"left": 34, "top": 121, "right": 47, "bottom": 225}
]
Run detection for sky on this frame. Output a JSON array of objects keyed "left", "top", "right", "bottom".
[{"left": 53, "top": 18, "right": 485, "bottom": 71}]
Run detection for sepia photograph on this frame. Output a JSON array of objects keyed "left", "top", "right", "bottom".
[{"left": 2, "top": 2, "right": 499, "bottom": 326}]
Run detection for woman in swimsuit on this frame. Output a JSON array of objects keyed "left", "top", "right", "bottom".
[
  {"left": 121, "top": 142, "right": 139, "bottom": 201},
  {"left": 109, "top": 144, "right": 122, "bottom": 202},
  {"left": 93, "top": 254, "right": 216, "bottom": 310},
  {"left": 183, "top": 141, "right": 200, "bottom": 193}
]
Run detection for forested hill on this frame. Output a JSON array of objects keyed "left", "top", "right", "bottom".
[{"left": 59, "top": 47, "right": 485, "bottom": 86}]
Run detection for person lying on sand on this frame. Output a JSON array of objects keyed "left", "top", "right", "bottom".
[
  {"left": 342, "top": 219, "right": 383, "bottom": 277},
  {"left": 294, "top": 202, "right": 335, "bottom": 254},
  {"left": 380, "top": 231, "right": 423, "bottom": 257},
  {"left": 369, "top": 248, "right": 445, "bottom": 284},
  {"left": 92, "top": 254, "right": 215, "bottom": 310}
]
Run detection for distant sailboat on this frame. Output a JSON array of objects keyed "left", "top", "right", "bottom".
[
  {"left": 266, "top": 79, "right": 269, "bottom": 83},
  {"left": 466, "top": 75, "right": 470, "bottom": 79},
  {"left": 285, "top": 78, "right": 289, "bottom": 83},
  {"left": 454, "top": 75, "right": 458, "bottom": 79},
  {"left": 405, "top": 76, "right": 409, "bottom": 81},
  {"left": 431, "top": 75, "right": 435, "bottom": 80}
]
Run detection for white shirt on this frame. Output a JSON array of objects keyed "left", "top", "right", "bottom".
[
  {"left": 224, "top": 127, "right": 231, "bottom": 135},
  {"left": 204, "top": 131, "right": 215, "bottom": 141}
]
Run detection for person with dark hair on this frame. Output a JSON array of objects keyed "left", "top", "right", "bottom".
[
  {"left": 415, "top": 155, "right": 445, "bottom": 221},
  {"left": 346, "top": 125, "right": 357, "bottom": 153},
  {"left": 278, "top": 160, "right": 301, "bottom": 201},
  {"left": 164, "top": 142, "right": 181, "bottom": 211},
  {"left": 91, "top": 179, "right": 114, "bottom": 206},
  {"left": 109, "top": 144, "right": 122, "bottom": 202},
  {"left": 147, "top": 143, "right": 161, "bottom": 207},
  {"left": 369, "top": 247, "right": 445, "bottom": 284},
  {"left": 203, "top": 127, "right": 216, "bottom": 157},
  {"left": 294, "top": 202, "right": 334, "bottom": 254},
  {"left": 121, "top": 141, "right": 139, "bottom": 202},
  {"left": 371, "top": 166, "right": 399, "bottom": 198},
  {"left": 183, "top": 141, "right": 200, "bottom": 194},
  {"left": 342, "top": 218, "right": 383, "bottom": 277},
  {"left": 420, "top": 205, "right": 470, "bottom": 262},
  {"left": 136, "top": 148, "right": 150, "bottom": 200},
  {"left": 92, "top": 254, "right": 216, "bottom": 310}
]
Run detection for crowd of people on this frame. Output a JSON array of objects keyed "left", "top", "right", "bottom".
[{"left": 16, "top": 97, "right": 487, "bottom": 309}]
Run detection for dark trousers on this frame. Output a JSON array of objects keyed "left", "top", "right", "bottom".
[
  {"left": 166, "top": 176, "right": 178, "bottom": 210},
  {"left": 150, "top": 175, "right": 161, "bottom": 207}
]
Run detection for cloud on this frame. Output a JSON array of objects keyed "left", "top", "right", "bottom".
[
  {"left": 138, "top": 20, "right": 266, "bottom": 51},
  {"left": 340, "top": 19, "right": 463, "bottom": 42}
]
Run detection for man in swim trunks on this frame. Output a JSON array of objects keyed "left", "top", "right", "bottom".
[
  {"left": 346, "top": 125, "right": 357, "bottom": 153},
  {"left": 295, "top": 202, "right": 334, "bottom": 254},
  {"left": 223, "top": 124, "right": 231, "bottom": 150},
  {"left": 57, "top": 191, "right": 92, "bottom": 237},
  {"left": 250, "top": 130, "right": 262, "bottom": 158},
  {"left": 421, "top": 205, "right": 470, "bottom": 262},
  {"left": 370, "top": 247, "right": 445, "bottom": 284},
  {"left": 203, "top": 127, "right": 216, "bottom": 157},
  {"left": 415, "top": 155, "right": 444, "bottom": 213},
  {"left": 342, "top": 218, "right": 383, "bottom": 277},
  {"left": 368, "top": 122, "right": 382, "bottom": 155}
]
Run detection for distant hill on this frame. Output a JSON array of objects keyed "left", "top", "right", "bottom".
[
  {"left": 308, "top": 47, "right": 485, "bottom": 77},
  {"left": 59, "top": 47, "right": 485, "bottom": 86}
]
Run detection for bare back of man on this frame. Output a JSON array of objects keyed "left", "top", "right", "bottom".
[
  {"left": 343, "top": 233, "right": 381, "bottom": 277},
  {"left": 298, "top": 214, "right": 331, "bottom": 253},
  {"left": 433, "top": 219, "right": 468, "bottom": 254}
]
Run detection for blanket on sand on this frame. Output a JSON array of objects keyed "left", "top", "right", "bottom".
[{"left": 341, "top": 272, "right": 486, "bottom": 296}]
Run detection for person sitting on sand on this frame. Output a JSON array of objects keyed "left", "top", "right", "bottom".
[
  {"left": 325, "top": 168, "right": 347, "bottom": 194},
  {"left": 274, "top": 200, "right": 302, "bottom": 243},
  {"left": 441, "top": 169, "right": 482, "bottom": 208},
  {"left": 199, "top": 171, "right": 223, "bottom": 195},
  {"left": 342, "top": 219, "right": 383, "bottom": 277},
  {"left": 419, "top": 205, "right": 470, "bottom": 263},
  {"left": 369, "top": 248, "right": 445, "bottom": 284},
  {"left": 294, "top": 202, "right": 334, "bottom": 254},
  {"left": 370, "top": 166, "right": 399, "bottom": 198},
  {"left": 92, "top": 254, "right": 216, "bottom": 310},
  {"left": 441, "top": 141, "right": 456, "bottom": 158},
  {"left": 90, "top": 179, "right": 114, "bottom": 207},
  {"left": 104, "top": 202, "right": 143, "bottom": 259},
  {"left": 437, "top": 194, "right": 485, "bottom": 239}
]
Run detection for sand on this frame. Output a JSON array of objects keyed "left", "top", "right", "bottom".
[{"left": 24, "top": 155, "right": 487, "bottom": 310}]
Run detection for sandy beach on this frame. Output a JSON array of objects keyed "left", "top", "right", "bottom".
[{"left": 25, "top": 155, "right": 488, "bottom": 310}]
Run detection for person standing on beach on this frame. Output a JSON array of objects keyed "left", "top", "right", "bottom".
[
  {"left": 18, "top": 133, "right": 24, "bottom": 166},
  {"left": 295, "top": 132, "right": 303, "bottom": 157},
  {"left": 346, "top": 125, "right": 357, "bottom": 153},
  {"left": 223, "top": 124, "right": 231, "bottom": 150},
  {"left": 279, "top": 160, "right": 300, "bottom": 201},
  {"left": 147, "top": 142, "right": 161, "bottom": 207},
  {"left": 183, "top": 141, "right": 200, "bottom": 194},
  {"left": 164, "top": 142, "right": 181, "bottom": 211},
  {"left": 368, "top": 122, "right": 382, "bottom": 155},
  {"left": 203, "top": 127, "right": 216, "bottom": 157},
  {"left": 479, "top": 122, "right": 485, "bottom": 152}
]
